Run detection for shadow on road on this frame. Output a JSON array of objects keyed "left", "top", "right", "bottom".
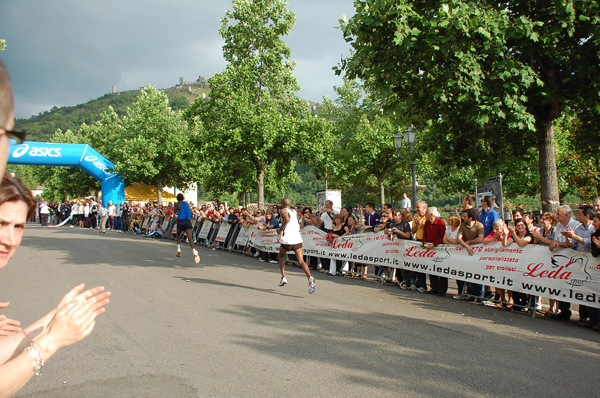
[{"left": 174, "top": 275, "right": 305, "bottom": 299}]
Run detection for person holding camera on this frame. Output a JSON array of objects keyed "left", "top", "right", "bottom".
[
  {"left": 143, "top": 222, "right": 166, "bottom": 239},
  {"left": 316, "top": 200, "right": 338, "bottom": 233}
]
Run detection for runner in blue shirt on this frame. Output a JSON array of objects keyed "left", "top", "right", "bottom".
[{"left": 175, "top": 193, "right": 200, "bottom": 264}]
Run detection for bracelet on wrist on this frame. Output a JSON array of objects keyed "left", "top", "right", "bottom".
[{"left": 24, "top": 343, "right": 44, "bottom": 376}]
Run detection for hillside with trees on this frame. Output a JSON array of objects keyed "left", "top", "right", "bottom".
[{"left": 14, "top": 85, "right": 205, "bottom": 142}]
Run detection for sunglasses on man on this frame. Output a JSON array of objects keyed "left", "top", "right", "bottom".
[{"left": 1, "top": 129, "right": 26, "bottom": 144}]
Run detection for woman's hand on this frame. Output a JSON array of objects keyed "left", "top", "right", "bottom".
[
  {"left": 0, "top": 302, "right": 20, "bottom": 337},
  {"left": 531, "top": 230, "right": 542, "bottom": 240},
  {"left": 37, "top": 286, "right": 110, "bottom": 355}
]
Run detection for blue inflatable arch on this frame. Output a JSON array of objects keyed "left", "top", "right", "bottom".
[{"left": 8, "top": 141, "right": 125, "bottom": 206}]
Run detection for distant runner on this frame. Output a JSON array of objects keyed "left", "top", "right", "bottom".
[
  {"left": 175, "top": 193, "right": 200, "bottom": 264},
  {"left": 278, "top": 198, "right": 315, "bottom": 294}
]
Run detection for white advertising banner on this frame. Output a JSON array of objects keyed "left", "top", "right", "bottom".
[
  {"left": 234, "top": 226, "right": 254, "bottom": 247},
  {"left": 250, "top": 228, "right": 281, "bottom": 253},
  {"left": 198, "top": 220, "right": 213, "bottom": 240},
  {"left": 214, "top": 223, "right": 231, "bottom": 243},
  {"left": 249, "top": 225, "right": 600, "bottom": 309}
]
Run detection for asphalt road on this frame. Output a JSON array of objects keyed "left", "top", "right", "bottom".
[{"left": 3, "top": 225, "right": 599, "bottom": 397}]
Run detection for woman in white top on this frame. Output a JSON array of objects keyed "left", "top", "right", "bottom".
[
  {"left": 443, "top": 214, "right": 461, "bottom": 244},
  {"left": 71, "top": 202, "right": 79, "bottom": 227},
  {"left": 83, "top": 202, "right": 90, "bottom": 228},
  {"left": 39, "top": 200, "right": 50, "bottom": 226},
  {"left": 443, "top": 214, "right": 463, "bottom": 297},
  {"left": 77, "top": 201, "right": 85, "bottom": 227}
]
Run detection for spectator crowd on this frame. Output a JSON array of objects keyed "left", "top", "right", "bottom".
[{"left": 37, "top": 194, "right": 600, "bottom": 331}]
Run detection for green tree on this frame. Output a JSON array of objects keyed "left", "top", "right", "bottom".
[
  {"left": 7, "top": 164, "right": 42, "bottom": 190},
  {"left": 555, "top": 111, "right": 600, "bottom": 201},
  {"left": 319, "top": 80, "right": 409, "bottom": 207},
  {"left": 80, "top": 87, "right": 201, "bottom": 203},
  {"left": 35, "top": 129, "right": 100, "bottom": 202},
  {"left": 185, "top": 0, "right": 325, "bottom": 208},
  {"left": 339, "top": 1, "right": 600, "bottom": 212}
]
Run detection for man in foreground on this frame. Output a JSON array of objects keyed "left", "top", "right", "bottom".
[{"left": 277, "top": 198, "right": 315, "bottom": 294}]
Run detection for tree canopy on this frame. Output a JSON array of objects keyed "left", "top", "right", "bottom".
[
  {"left": 185, "top": 0, "right": 326, "bottom": 208},
  {"left": 339, "top": 0, "right": 600, "bottom": 211},
  {"left": 319, "top": 79, "right": 410, "bottom": 207},
  {"left": 27, "top": 86, "right": 201, "bottom": 203},
  {"left": 83, "top": 86, "right": 202, "bottom": 202},
  {"left": 30, "top": 129, "right": 100, "bottom": 202}
]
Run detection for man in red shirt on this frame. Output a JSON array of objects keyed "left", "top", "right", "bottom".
[{"left": 423, "top": 207, "right": 447, "bottom": 296}]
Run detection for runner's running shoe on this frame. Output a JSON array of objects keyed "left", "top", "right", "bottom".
[
  {"left": 308, "top": 276, "right": 316, "bottom": 294},
  {"left": 193, "top": 249, "right": 200, "bottom": 264},
  {"left": 279, "top": 277, "right": 288, "bottom": 287}
]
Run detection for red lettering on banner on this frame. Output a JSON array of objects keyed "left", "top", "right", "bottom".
[
  {"left": 332, "top": 239, "right": 354, "bottom": 249},
  {"left": 405, "top": 246, "right": 436, "bottom": 258},
  {"left": 523, "top": 263, "right": 572, "bottom": 280}
]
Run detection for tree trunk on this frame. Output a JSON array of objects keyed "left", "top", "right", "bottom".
[
  {"left": 157, "top": 176, "right": 163, "bottom": 204},
  {"left": 537, "top": 114, "right": 560, "bottom": 213},
  {"left": 257, "top": 166, "right": 265, "bottom": 210},
  {"left": 379, "top": 177, "right": 385, "bottom": 209},
  {"left": 237, "top": 192, "right": 244, "bottom": 207}
]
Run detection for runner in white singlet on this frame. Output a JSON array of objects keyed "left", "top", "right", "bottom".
[{"left": 277, "top": 198, "right": 315, "bottom": 294}]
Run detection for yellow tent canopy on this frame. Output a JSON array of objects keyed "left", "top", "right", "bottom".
[
  {"left": 125, "top": 184, "right": 154, "bottom": 202},
  {"left": 124, "top": 183, "right": 178, "bottom": 203},
  {"left": 137, "top": 182, "right": 178, "bottom": 202}
]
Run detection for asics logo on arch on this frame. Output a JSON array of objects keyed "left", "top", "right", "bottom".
[
  {"left": 11, "top": 144, "right": 61, "bottom": 159},
  {"left": 84, "top": 154, "right": 112, "bottom": 175}
]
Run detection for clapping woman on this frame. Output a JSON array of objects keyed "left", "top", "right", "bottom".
[{"left": 0, "top": 173, "right": 111, "bottom": 396}]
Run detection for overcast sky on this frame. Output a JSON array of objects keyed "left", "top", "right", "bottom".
[{"left": 0, "top": 0, "right": 356, "bottom": 119}]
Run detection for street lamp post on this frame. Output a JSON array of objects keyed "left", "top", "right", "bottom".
[
  {"left": 410, "top": 161, "right": 417, "bottom": 210},
  {"left": 393, "top": 126, "right": 418, "bottom": 210}
]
